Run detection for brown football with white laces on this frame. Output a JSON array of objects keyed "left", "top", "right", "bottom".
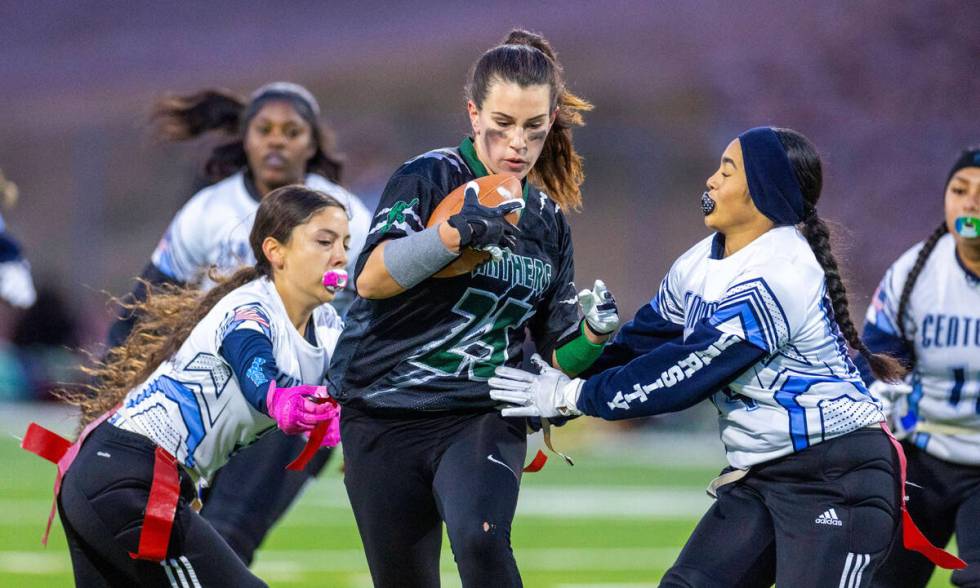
[{"left": 426, "top": 174, "right": 522, "bottom": 278}]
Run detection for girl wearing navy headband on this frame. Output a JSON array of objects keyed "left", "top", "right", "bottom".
[
  {"left": 491, "top": 127, "right": 964, "bottom": 585},
  {"left": 105, "top": 82, "right": 372, "bottom": 565},
  {"left": 861, "top": 148, "right": 980, "bottom": 587}
]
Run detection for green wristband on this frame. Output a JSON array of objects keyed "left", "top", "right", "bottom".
[{"left": 555, "top": 321, "right": 605, "bottom": 375}]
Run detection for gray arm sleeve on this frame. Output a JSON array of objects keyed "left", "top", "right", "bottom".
[{"left": 383, "top": 226, "right": 460, "bottom": 289}]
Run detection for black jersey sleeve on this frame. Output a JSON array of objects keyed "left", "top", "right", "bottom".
[
  {"left": 527, "top": 210, "right": 580, "bottom": 361},
  {"left": 354, "top": 172, "right": 447, "bottom": 277}
]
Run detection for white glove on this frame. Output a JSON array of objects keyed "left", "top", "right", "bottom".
[
  {"left": 489, "top": 353, "right": 584, "bottom": 418},
  {"left": 578, "top": 279, "right": 619, "bottom": 335},
  {"left": 0, "top": 260, "right": 36, "bottom": 308}
]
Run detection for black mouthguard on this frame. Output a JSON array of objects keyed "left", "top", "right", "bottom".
[{"left": 700, "top": 191, "right": 716, "bottom": 216}]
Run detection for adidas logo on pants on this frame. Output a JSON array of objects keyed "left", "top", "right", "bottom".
[{"left": 815, "top": 508, "right": 843, "bottom": 526}]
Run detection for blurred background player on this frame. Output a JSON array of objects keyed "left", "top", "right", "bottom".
[
  {"left": 0, "top": 168, "right": 36, "bottom": 310},
  {"left": 489, "top": 127, "right": 940, "bottom": 586},
  {"left": 45, "top": 186, "right": 347, "bottom": 587},
  {"left": 862, "top": 148, "right": 980, "bottom": 587},
  {"left": 329, "top": 29, "right": 619, "bottom": 587},
  {"left": 106, "top": 82, "right": 371, "bottom": 565}
]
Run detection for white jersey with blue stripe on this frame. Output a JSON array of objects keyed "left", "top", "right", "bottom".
[
  {"left": 661, "top": 227, "right": 882, "bottom": 468},
  {"left": 109, "top": 278, "right": 343, "bottom": 481},
  {"left": 863, "top": 234, "right": 980, "bottom": 465},
  {"left": 150, "top": 171, "right": 371, "bottom": 290}
]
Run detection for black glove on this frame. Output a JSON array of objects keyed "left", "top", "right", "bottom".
[{"left": 447, "top": 183, "right": 524, "bottom": 250}]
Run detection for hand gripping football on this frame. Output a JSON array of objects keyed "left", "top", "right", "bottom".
[{"left": 426, "top": 174, "right": 523, "bottom": 278}]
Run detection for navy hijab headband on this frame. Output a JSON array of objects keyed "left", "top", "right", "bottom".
[
  {"left": 738, "top": 127, "right": 805, "bottom": 226},
  {"left": 946, "top": 148, "right": 980, "bottom": 187}
]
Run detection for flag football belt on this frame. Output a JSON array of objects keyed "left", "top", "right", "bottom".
[
  {"left": 705, "top": 467, "right": 749, "bottom": 498},
  {"left": 880, "top": 421, "right": 966, "bottom": 569},
  {"left": 703, "top": 424, "right": 966, "bottom": 570},
  {"left": 20, "top": 408, "right": 180, "bottom": 562},
  {"left": 287, "top": 420, "right": 331, "bottom": 471},
  {"left": 21, "top": 410, "right": 326, "bottom": 562},
  {"left": 522, "top": 417, "right": 575, "bottom": 473}
]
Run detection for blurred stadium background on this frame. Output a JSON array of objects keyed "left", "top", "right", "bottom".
[{"left": 0, "top": 1, "right": 976, "bottom": 585}]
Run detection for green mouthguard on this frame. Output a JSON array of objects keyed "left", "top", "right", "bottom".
[{"left": 955, "top": 216, "right": 980, "bottom": 239}]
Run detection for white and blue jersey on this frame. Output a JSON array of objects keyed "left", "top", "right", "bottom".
[
  {"left": 151, "top": 170, "right": 370, "bottom": 291},
  {"left": 862, "top": 233, "right": 980, "bottom": 465},
  {"left": 109, "top": 277, "right": 344, "bottom": 482},
  {"left": 0, "top": 212, "right": 36, "bottom": 309},
  {"left": 578, "top": 226, "right": 881, "bottom": 468}
]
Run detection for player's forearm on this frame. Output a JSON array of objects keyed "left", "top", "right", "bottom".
[
  {"left": 357, "top": 226, "right": 460, "bottom": 299},
  {"left": 219, "top": 329, "right": 280, "bottom": 413},
  {"left": 576, "top": 330, "right": 764, "bottom": 420},
  {"left": 356, "top": 244, "right": 405, "bottom": 299},
  {"left": 579, "top": 303, "right": 685, "bottom": 378},
  {"left": 554, "top": 321, "right": 606, "bottom": 377}
]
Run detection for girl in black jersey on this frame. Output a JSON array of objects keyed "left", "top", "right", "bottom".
[{"left": 329, "top": 30, "right": 619, "bottom": 587}]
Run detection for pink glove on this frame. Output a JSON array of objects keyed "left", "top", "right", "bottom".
[
  {"left": 265, "top": 382, "right": 339, "bottom": 436},
  {"left": 320, "top": 408, "right": 341, "bottom": 448}
]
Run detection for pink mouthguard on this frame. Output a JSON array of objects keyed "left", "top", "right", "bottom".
[{"left": 322, "top": 269, "right": 349, "bottom": 290}]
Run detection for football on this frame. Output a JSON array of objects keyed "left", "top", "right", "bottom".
[{"left": 426, "top": 174, "right": 523, "bottom": 278}]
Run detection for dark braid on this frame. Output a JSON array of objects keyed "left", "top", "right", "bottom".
[
  {"left": 895, "top": 222, "right": 948, "bottom": 369},
  {"left": 799, "top": 215, "right": 904, "bottom": 381},
  {"left": 773, "top": 128, "right": 906, "bottom": 383}
]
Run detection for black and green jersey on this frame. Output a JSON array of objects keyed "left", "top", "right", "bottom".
[{"left": 329, "top": 138, "right": 581, "bottom": 415}]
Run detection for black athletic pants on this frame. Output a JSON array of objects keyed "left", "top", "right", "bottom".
[
  {"left": 57, "top": 422, "right": 266, "bottom": 587},
  {"left": 341, "top": 406, "right": 527, "bottom": 588},
  {"left": 872, "top": 442, "right": 980, "bottom": 587},
  {"left": 661, "top": 428, "right": 901, "bottom": 588},
  {"left": 200, "top": 429, "right": 332, "bottom": 565},
  {"left": 108, "top": 266, "right": 333, "bottom": 567}
]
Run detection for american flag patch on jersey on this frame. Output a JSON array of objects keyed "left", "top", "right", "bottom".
[{"left": 220, "top": 303, "right": 273, "bottom": 339}]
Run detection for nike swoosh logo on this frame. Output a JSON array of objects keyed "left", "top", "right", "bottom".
[{"left": 487, "top": 454, "right": 518, "bottom": 481}]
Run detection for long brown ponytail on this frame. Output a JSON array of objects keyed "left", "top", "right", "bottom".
[
  {"left": 467, "top": 29, "right": 592, "bottom": 211},
  {"left": 60, "top": 186, "right": 346, "bottom": 428}
]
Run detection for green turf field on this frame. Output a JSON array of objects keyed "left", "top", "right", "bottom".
[{"left": 0, "top": 405, "right": 954, "bottom": 587}]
